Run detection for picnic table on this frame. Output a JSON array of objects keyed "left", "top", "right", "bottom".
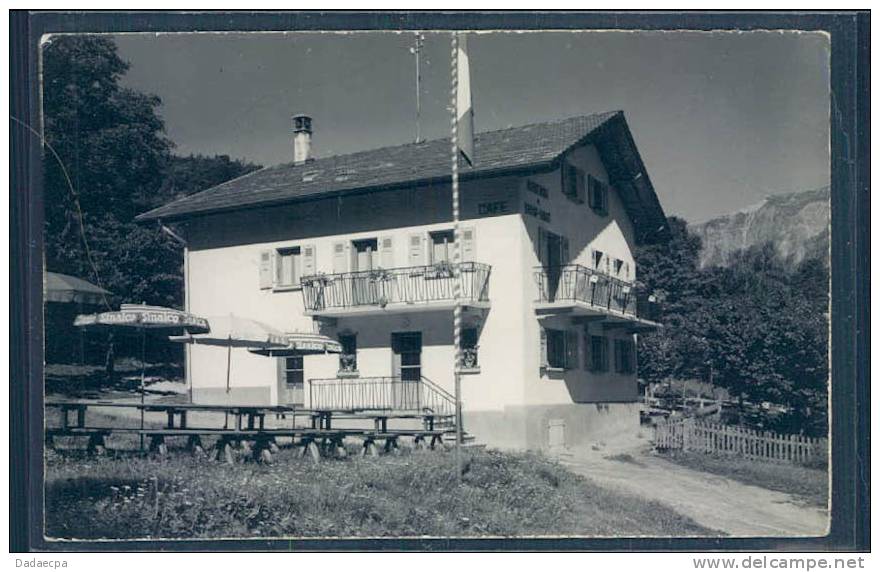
[{"left": 44, "top": 399, "right": 453, "bottom": 462}]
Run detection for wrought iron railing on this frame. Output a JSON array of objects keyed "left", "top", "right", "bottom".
[
  {"left": 309, "top": 376, "right": 456, "bottom": 417},
  {"left": 534, "top": 264, "right": 659, "bottom": 320},
  {"left": 301, "top": 262, "right": 491, "bottom": 313}
]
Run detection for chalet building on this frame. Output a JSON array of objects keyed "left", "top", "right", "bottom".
[{"left": 138, "top": 111, "right": 669, "bottom": 450}]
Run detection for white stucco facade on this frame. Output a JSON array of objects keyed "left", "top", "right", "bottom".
[{"left": 180, "top": 141, "right": 653, "bottom": 450}]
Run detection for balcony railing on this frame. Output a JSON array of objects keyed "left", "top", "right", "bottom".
[
  {"left": 534, "top": 264, "right": 659, "bottom": 321},
  {"left": 301, "top": 262, "right": 491, "bottom": 314},
  {"left": 309, "top": 376, "right": 455, "bottom": 417}
]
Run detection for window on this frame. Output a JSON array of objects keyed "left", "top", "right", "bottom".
[
  {"left": 588, "top": 175, "right": 608, "bottom": 215},
  {"left": 592, "top": 249, "right": 605, "bottom": 270},
  {"left": 562, "top": 163, "right": 586, "bottom": 204},
  {"left": 543, "top": 328, "right": 579, "bottom": 370},
  {"left": 338, "top": 333, "right": 358, "bottom": 373},
  {"left": 284, "top": 356, "right": 304, "bottom": 387},
  {"left": 461, "top": 327, "right": 479, "bottom": 369},
  {"left": 276, "top": 247, "right": 302, "bottom": 287},
  {"left": 614, "top": 339, "right": 636, "bottom": 374},
  {"left": 429, "top": 230, "right": 455, "bottom": 264},
  {"left": 589, "top": 335, "right": 609, "bottom": 372},
  {"left": 546, "top": 329, "right": 567, "bottom": 369},
  {"left": 352, "top": 238, "right": 378, "bottom": 272},
  {"left": 614, "top": 258, "right": 625, "bottom": 277}
]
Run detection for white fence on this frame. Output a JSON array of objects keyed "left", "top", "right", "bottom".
[{"left": 654, "top": 418, "right": 827, "bottom": 466}]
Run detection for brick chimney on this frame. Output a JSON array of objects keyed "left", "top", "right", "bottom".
[{"left": 292, "top": 114, "right": 313, "bottom": 164}]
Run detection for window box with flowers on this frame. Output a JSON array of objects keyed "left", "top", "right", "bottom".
[
  {"left": 457, "top": 328, "right": 481, "bottom": 374},
  {"left": 337, "top": 334, "right": 359, "bottom": 378}
]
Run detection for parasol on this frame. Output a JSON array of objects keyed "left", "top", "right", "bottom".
[
  {"left": 170, "top": 314, "right": 288, "bottom": 397},
  {"left": 248, "top": 331, "right": 343, "bottom": 357},
  {"left": 45, "top": 271, "right": 111, "bottom": 306},
  {"left": 74, "top": 304, "right": 210, "bottom": 449}
]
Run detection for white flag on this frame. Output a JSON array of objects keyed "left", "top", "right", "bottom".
[{"left": 456, "top": 33, "right": 475, "bottom": 166}]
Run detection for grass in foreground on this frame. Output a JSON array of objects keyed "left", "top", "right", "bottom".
[
  {"left": 660, "top": 451, "right": 829, "bottom": 509},
  {"left": 45, "top": 446, "right": 717, "bottom": 539}
]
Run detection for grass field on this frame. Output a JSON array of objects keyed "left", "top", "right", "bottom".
[
  {"left": 660, "top": 450, "right": 829, "bottom": 508},
  {"left": 45, "top": 443, "right": 718, "bottom": 539}
]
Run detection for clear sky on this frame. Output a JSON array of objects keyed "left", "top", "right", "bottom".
[{"left": 114, "top": 30, "right": 830, "bottom": 223}]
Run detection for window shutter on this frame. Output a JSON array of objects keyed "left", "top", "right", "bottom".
[
  {"left": 561, "top": 235, "right": 570, "bottom": 264},
  {"left": 332, "top": 242, "right": 347, "bottom": 274},
  {"left": 540, "top": 327, "right": 548, "bottom": 368},
  {"left": 408, "top": 233, "right": 424, "bottom": 266},
  {"left": 537, "top": 227, "right": 546, "bottom": 266},
  {"left": 587, "top": 176, "right": 595, "bottom": 208},
  {"left": 583, "top": 329, "right": 592, "bottom": 369},
  {"left": 380, "top": 236, "right": 394, "bottom": 268},
  {"left": 632, "top": 339, "right": 638, "bottom": 373},
  {"left": 560, "top": 162, "right": 568, "bottom": 197},
  {"left": 565, "top": 330, "right": 579, "bottom": 370},
  {"left": 302, "top": 244, "right": 316, "bottom": 277},
  {"left": 601, "top": 338, "right": 609, "bottom": 371},
  {"left": 461, "top": 227, "right": 476, "bottom": 262},
  {"left": 576, "top": 169, "right": 586, "bottom": 204},
  {"left": 259, "top": 250, "right": 273, "bottom": 289}
]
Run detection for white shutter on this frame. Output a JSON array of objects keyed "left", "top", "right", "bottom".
[
  {"left": 302, "top": 244, "right": 316, "bottom": 277},
  {"left": 332, "top": 241, "right": 347, "bottom": 274},
  {"left": 259, "top": 250, "right": 273, "bottom": 289},
  {"left": 408, "top": 233, "right": 424, "bottom": 266},
  {"left": 461, "top": 227, "right": 476, "bottom": 262},
  {"left": 380, "top": 236, "right": 394, "bottom": 269}
]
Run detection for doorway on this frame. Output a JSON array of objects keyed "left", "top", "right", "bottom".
[
  {"left": 391, "top": 332, "right": 422, "bottom": 409},
  {"left": 351, "top": 238, "right": 380, "bottom": 305}
]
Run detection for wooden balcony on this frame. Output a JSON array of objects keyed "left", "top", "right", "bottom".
[
  {"left": 301, "top": 262, "right": 491, "bottom": 318},
  {"left": 533, "top": 264, "right": 661, "bottom": 332}
]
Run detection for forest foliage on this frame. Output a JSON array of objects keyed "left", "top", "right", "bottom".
[{"left": 636, "top": 218, "right": 829, "bottom": 436}]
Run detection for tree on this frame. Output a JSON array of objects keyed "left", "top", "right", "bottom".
[
  {"left": 635, "top": 218, "right": 829, "bottom": 437},
  {"left": 42, "top": 36, "right": 260, "bottom": 364},
  {"left": 154, "top": 154, "right": 261, "bottom": 209},
  {"left": 42, "top": 35, "right": 173, "bottom": 295},
  {"left": 43, "top": 36, "right": 260, "bottom": 309}
]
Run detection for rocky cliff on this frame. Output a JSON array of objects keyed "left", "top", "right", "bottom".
[{"left": 691, "top": 187, "right": 830, "bottom": 268}]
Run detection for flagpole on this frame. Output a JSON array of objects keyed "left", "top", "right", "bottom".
[
  {"left": 450, "top": 32, "right": 463, "bottom": 482},
  {"left": 413, "top": 32, "right": 424, "bottom": 143}
]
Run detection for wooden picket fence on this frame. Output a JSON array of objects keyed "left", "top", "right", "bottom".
[{"left": 653, "top": 417, "right": 827, "bottom": 466}]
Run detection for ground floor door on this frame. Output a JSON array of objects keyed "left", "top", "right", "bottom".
[
  {"left": 276, "top": 356, "right": 304, "bottom": 405},
  {"left": 391, "top": 332, "right": 422, "bottom": 410}
]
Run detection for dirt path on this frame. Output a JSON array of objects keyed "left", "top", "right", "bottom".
[{"left": 562, "top": 447, "right": 829, "bottom": 537}]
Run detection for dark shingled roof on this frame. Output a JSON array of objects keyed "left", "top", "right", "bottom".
[{"left": 137, "top": 111, "right": 668, "bottom": 243}]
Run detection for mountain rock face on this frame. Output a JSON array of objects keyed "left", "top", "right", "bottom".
[{"left": 691, "top": 187, "right": 830, "bottom": 268}]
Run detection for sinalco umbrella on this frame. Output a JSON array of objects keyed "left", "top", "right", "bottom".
[
  {"left": 45, "top": 271, "right": 111, "bottom": 306},
  {"left": 74, "top": 304, "right": 210, "bottom": 449},
  {"left": 248, "top": 331, "right": 343, "bottom": 357}
]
